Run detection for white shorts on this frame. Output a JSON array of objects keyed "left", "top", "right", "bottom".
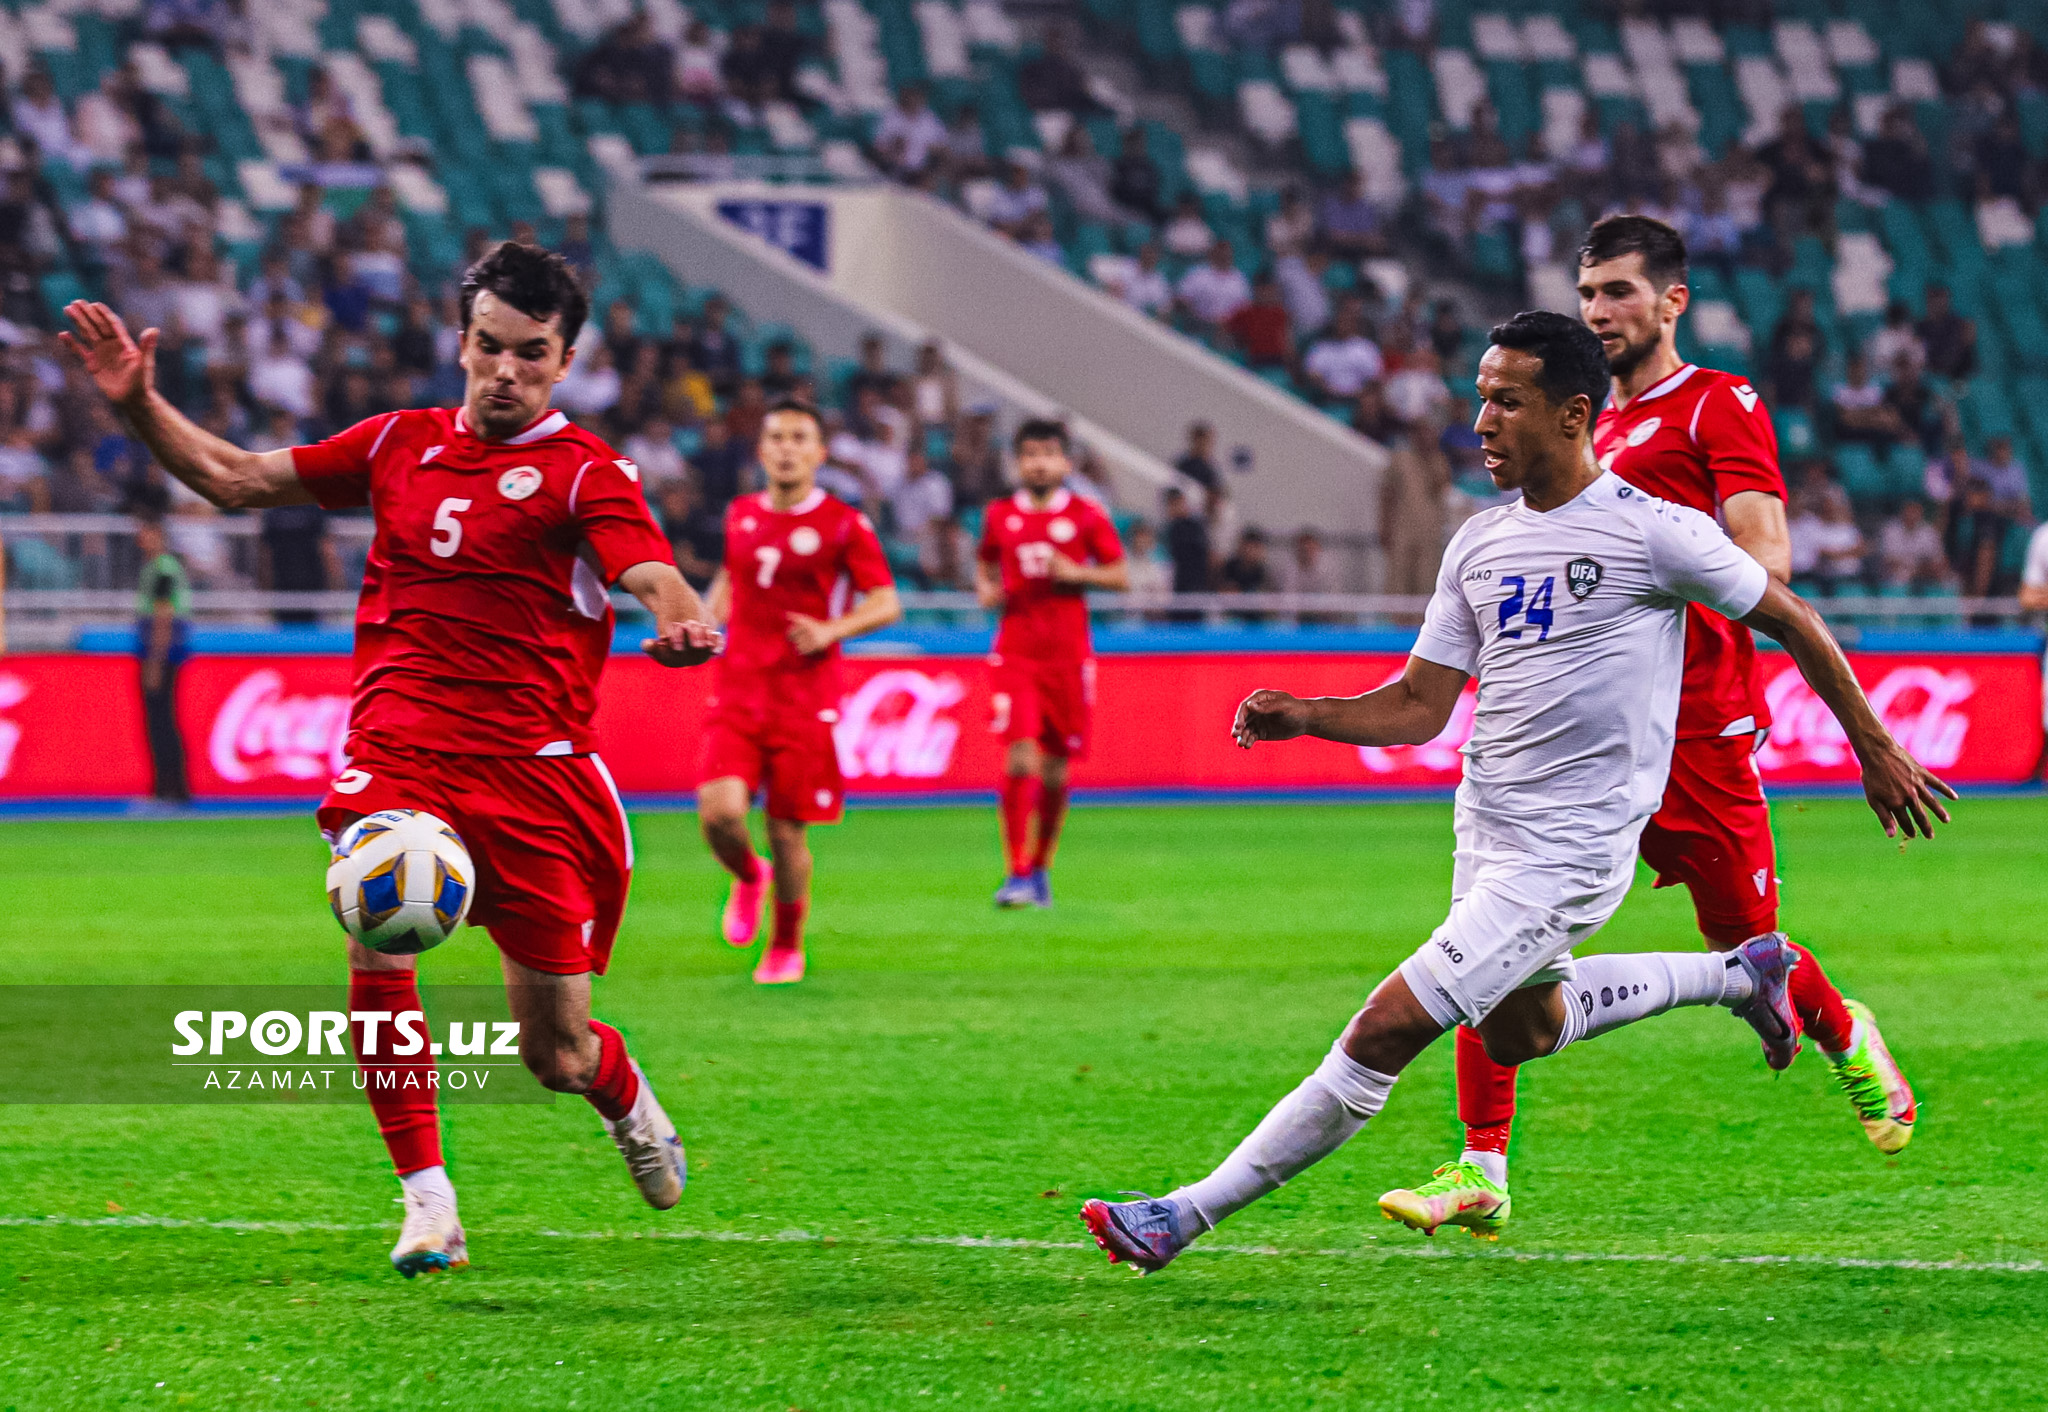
[{"left": 1399, "top": 800, "right": 1644, "bottom": 1029}]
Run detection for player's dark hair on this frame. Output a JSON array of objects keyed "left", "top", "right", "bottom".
[
  {"left": 458, "top": 240, "right": 590, "bottom": 347},
  {"left": 1577, "top": 214, "right": 1688, "bottom": 291},
  {"left": 763, "top": 396, "right": 826, "bottom": 436},
  {"left": 1013, "top": 417, "right": 1070, "bottom": 452},
  {"left": 1488, "top": 310, "right": 1610, "bottom": 410}
]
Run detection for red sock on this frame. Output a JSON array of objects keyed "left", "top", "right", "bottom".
[
  {"left": 1031, "top": 783, "right": 1069, "bottom": 871},
  {"left": 1785, "top": 941, "right": 1855, "bottom": 1052},
  {"left": 1000, "top": 775, "right": 1041, "bottom": 876},
  {"left": 1456, "top": 1023, "right": 1518, "bottom": 1149},
  {"left": 349, "top": 968, "right": 442, "bottom": 1176},
  {"left": 771, "top": 898, "right": 807, "bottom": 952},
  {"left": 584, "top": 1020, "right": 641, "bottom": 1122}
]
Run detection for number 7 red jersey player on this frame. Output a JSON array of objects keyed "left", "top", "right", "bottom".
[
  {"left": 61, "top": 243, "right": 722, "bottom": 1278},
  {"left": 975, "top": 419, "right": 1128, "bottom": 908},
  {"left": 696, "top": 400, "right": 902, "bottom": 985},
  {"left": 1378, "top": 216, "right": 1919, "bottom": 1242}
]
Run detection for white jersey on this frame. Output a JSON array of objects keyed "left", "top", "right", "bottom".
[{"left": 1413, "top": 471, "right": 1769, "bottom": 842}]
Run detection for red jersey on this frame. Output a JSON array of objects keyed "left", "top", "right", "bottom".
[
  {"left": 978, "top": 487, "right": 1124, "bottom": 663},
  {"left": 1594, "top": 363, "right": 1785, "bottom": 739},
  {"left": 715, "top": 487, "right": 893, "bottom": 710},
  {"left": 294, "top": 406, "right": 672, "bottom": 758}
]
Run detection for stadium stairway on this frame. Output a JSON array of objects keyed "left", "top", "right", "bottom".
[{"left": 608, "top": 168, "right": 1387, "bottom": 535}]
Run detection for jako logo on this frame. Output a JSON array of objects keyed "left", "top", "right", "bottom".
[
  {"left": 209, "top": 669, "right": 352, "bottom": 783},
  {"left": 834, "top": 670, "right": 965, "bottom": 779},
  {"left": 1757, "top": 665, "right": 1976, "bottom": 771}
]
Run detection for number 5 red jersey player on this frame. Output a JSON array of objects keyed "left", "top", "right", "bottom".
[
  {"left": 697, "top": 400, "right": 901, "bottom": 985},
  {"left": 975, "top": 419, "right": 1128, "bottom": 908},
  {"left": 60, "top": 243, "right": 723, "bottom": 1277},
  {"left": 1379, "top": 215, "right": 1920, "bottom": 1242}
]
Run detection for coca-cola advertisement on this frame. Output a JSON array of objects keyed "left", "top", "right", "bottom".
[{"left": 0, "top": 649, "right": 2038, "bottom": 801}]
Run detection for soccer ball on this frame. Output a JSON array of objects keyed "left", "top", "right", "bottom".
[{"left": 326, "top": 809, "right": 474, "bottom": 955}]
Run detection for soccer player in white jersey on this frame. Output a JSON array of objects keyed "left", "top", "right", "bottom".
[{"left": 1081, "top": 312, "right": 1955, "bottom": 1272}]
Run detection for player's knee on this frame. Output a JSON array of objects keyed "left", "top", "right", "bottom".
[{"left": 522, "top": 1040, "right": 597, "bottom": 1093}]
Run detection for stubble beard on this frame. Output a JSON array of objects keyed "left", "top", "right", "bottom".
[{"left": 1602, "top": 327, "right": 1661, "bottom": 380}]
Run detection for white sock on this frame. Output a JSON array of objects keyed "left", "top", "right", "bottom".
[
  {"left": 1551, "top": 952, "right": 1751, "bottom": 1054},
  {"left": 1461, "top": 1148, "right": 1508, "bottom": 1187},
  {"left": 400, "top": 1165, "right": 455, "bottom": 1203},
  {"left": 1172, "top": 1041, "right": 1397, "bottom": 1232}
]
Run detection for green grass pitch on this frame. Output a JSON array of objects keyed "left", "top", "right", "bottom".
[{"left": 1, "top": 796, "right": 2045, "bottom": 1410}]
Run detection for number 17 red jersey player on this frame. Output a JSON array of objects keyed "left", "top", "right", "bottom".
[
  {"left": 975, "top": 419, "right": 1127, "bottom": 907},
  {"left": 61, "top": 243, "right": 721, "bottom": 1277},
  {"left": 696, "top": 400, "right": 902, "bottom": 984}
]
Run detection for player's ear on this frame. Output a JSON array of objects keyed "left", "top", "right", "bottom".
[
  {"left": 1664, "top": 280, "right": 1690, "bottom": 323},
  {"left": 553, "top": 337, "right": 576, "bottom": 386}
]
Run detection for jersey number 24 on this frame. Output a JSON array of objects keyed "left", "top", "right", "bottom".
[{"left": 1497, "top": 575, "right": 1554, "bottom": 642}]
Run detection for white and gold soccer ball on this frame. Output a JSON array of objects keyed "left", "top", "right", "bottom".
[{"left": 326, "top": 809, "right": 474, "bottom": 955}]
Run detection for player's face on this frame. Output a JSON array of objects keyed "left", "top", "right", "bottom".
[
  {"left": 1014, "top": 437, "right": 1070, "bottom": 494},
  {"left": 1473, "top": 346, "right": 1587, "bottom": 492},
  {"left": 1577, "top": 254, "right": 1686, "bottom": 379},
  {"left": 758, "top": 409, "right": 826, "bottom": 490},
  {"left": 460, "top": 290, "right": 573, "bottom": 439}
]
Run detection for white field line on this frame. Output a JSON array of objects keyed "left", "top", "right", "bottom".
[{"left": 3, "top": 1212, "right": 2041, "bottom": 1276}]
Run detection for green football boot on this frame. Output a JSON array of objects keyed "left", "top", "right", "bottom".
[
  {"left": 1827, "top": 999, "right": 1916, "bottom": 1155},
  {"left": 1378, "top": 1159, "right": 1511, "bottom": 1240}
]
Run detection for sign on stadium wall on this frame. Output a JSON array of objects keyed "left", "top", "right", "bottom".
[{"left": 0, "top": 651, "right": 2038, "bottom": 800}]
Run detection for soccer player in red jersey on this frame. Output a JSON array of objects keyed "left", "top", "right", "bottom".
[
  {"left": 60, "top": 243, "right": 721, "bottom": 1277},
  {"left": 975, "top": 419, "right": 1127, "bottom": 907},
  {"left": 697, "top": 400, "right": 901, "bottom": 985},
  {"left": 1378, "top": 216, "right": 1919, "bottom": 1241}
]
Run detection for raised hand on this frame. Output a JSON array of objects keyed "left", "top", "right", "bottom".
[
  {"left": 1859, "top": 740, "right": 1957, "bottom": 840},
  {"left": 641, "top": 619, "right": 723, "bottom": 668},
  {"left": 58, "top": 301, "right": 157, "bottom": 409},
  {"left": 1231, "top": 689, "right": 1312, "bottom": 748}
]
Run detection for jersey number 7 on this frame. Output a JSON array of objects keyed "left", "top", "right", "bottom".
[{"left": 1497, "top": 575, "right": 1555, "bottom": 642}]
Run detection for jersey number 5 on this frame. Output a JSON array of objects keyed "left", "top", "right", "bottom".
[
  {"left": 1497, "top": 574, "right": 1555, "bottom": 642},
  {"left": 430, "top": 497, "right": 473, "bottom": 558}
]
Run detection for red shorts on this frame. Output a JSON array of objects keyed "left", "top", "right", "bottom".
[
  {"left": 989, "top": 654, "right": 1094, "bottom": 758},
  {"left": 1637, "top": 732, "right": 1779, "bottom": 946},
  {"left": 700, "top": 700, "right": 845, "bottom": 823},
  {"left": 315, "top": 737, "right": 634, "bottom": 976}
]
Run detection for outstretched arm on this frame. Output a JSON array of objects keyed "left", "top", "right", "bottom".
[
  {"left": 1232, "top": 654, "right": 1468, "bottom": 749},
  {"left": 1740, "top": 579, "right": 1956, "bottom": 838},
  {"left": 617, "top": 560, "right": 721, "bottom": 668},
  {"left": 60, "top": 301, "right": 310, "bottom": 509}
]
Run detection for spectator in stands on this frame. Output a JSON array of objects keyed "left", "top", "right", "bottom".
[
  {"left": 1944, "top": 476, "right": 2010, "bottom": 600},
  {"left": 13, "top": 69, "right": 84, "bottom": 172},
  {"left": 1756, "top": 106, "right": 1836, "bottom": 234},
  {"left": 1380, "top": 408, "right": 1450, "bottom": 598},
  {"left": 1883, "top": 358, "right": 1948, "bottom": 454},
  {"left": 985, "top": 159, "right": 1049, "bottom": 238},
  {"left": 1302, "top": 296, "right": 1383, "bottom": 402},
  {"left": 685, "top": 294, "right": 743, "bottom": 395},
  {"left": 1279, "top": 526, "right": 1337, "bottom": 597},
  {"left": 1860, "top": 106, "right": 1935, "bottom": 205},
  {"left": 910, "top": 340, "right": 957, "bottom": 430},
  {"left": 1916, "top": 284, "right": 1978, "bottom": 382},
  {"left": 1265, "top": 187, "right": 1316, "bottom": 260},
  {"left": 574, "top": 14, "right": 673, "bottom": 105},
  {"left": 1766, "top": 322, "right": 1821, "bottom": 414},
  {"left": 940, "top": 107, "right": 992, "bottom": 187},
  {"left": 1047, "top": 126, "right": 1119, "bottom": 227},
  {"left": 1828, "top": 351, "right": 1898, "bottom": 445},
  {"left": 556, "top": 343, "right": 620, "bottom": 417},
  {"left": 950, "top": 403, "right": 1006, "bottom": 507},
  {"left": 257, "top": 500, "right": 339, "bottom": 628},
  {"left": 876, "top": 85, "right": 949, "bottom": 183},
  {"left": 624, "top": 417, "right": 689, "bottom": 486},
  {"left": 1974, "top": 110, "right": 2035, "bottom": 207},
  {"left": 1868, "top": 300, "right": 1926, "bottom": 380},
  {"left": 1274, "top": 245, "right": 1331, "bottom": 338},
  {"left": 247, "top": 323, "right": 316, "bottom": 419},
  {"left": 1017, "top": 23, "right": 1099, "bottom": 116},
  {"left": 132, "top": 513, "right": 190, "bottom": 805},
  {"left": 688, "top": 416, "right": 750, "bottom": 510},
  {"left": 759, "top": 342, "right": 801, "bottom": 399},
  {"left": 1176, "top": 241, "right": 1251, "bottom": 330},
  {"left": 1980, "top": 435, "right": 2034, "bottom": 523},
  {"left": 1110, "top": 127, "right": 1164, "bottom": 222},
  {"left": 724, "top": 377, "right": 771, "bottom": 447},
  {"left": 1317, "top": 170, "right": 1387, "bottom": 260},
  {"left": 1225, "top": 273, "right": 1292, "bottom": 370},
  {"left": 1384, "top": 347, "right": 1451, "bottom": 428},
  {"left": 1018, "top": 211, "right": 1066, "bottom": 266},
  {"left": 67, "top": 169, "right": 128, "bottom": 266},
  {"left": 892, "top": 447, "right": 956, "bottom": 586},
  {"left": 674, "top": 20, "right": 726, "bottom": 104},
  {"left": 1173, "top": 421, "right": 1221, "bottom": 492},
  {"left": 1161, "top": 192, "right": 1216, "bottom": 258},
  {"left": 655, "top": 476, "right": 724, "bottom": 590},
  {"left": 1122, "top": 519, "right": 1171, "bottom": 615},
  {"left": 845, "top": 332, "right": 899, "bottom": 404},
  {"left": 1879, "top": 500, "right": 1952, "bottom": 591},
  {"left": 1350, "top": 380, "right": 1400, "bottom": 443},
  {"left": 1162, "top": 485, "right": 1212, "bottom": 605},
  {"left": 1811, "top": 495, "right": 1867, "bottom": 592},
  {"left": 1114, "top": 241, "right": 1173, "bottom": 318},
  {"left": 758, "top": 0, "right": 811, "bottom": 102},
  {"left": 1219, "top": 527, "right": 1273, "bottom": 619}
]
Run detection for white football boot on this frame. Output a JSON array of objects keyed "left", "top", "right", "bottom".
[
  {"left": 390, "top": 1179, "right": 468, "bottom": 1278},
  {"left": 602, "top": 1060, "right": 688, "bottom": 1209}
]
